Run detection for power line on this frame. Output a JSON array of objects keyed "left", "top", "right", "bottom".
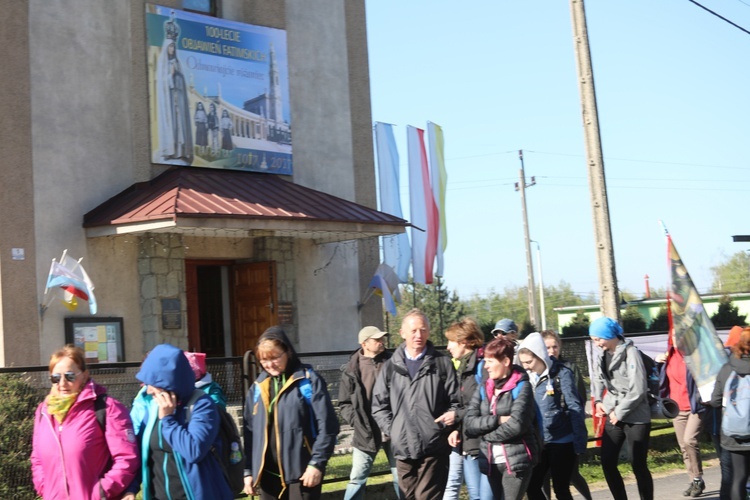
[{"left": 686, "top": 0, "right": 750, "bottom": 35}]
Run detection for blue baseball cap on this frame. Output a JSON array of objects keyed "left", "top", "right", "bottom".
[{"left": 491, "top": 318, "right": 518, "bottom": 336}]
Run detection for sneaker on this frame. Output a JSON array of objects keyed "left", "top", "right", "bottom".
[
  {"left": 683, "top": 482, "right": 695, "bottom": 497},
  {"left": 690, "top": 478, "right": 705, "bottom": 498}
]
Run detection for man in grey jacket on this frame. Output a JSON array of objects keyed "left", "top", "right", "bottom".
[
  {"left": 338, "top": 326, "right": 399, "bottom": 500},
  {"left": 372, "top": 309, "right": 460, "bottom": 500}
]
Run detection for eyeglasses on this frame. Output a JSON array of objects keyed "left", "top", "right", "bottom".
[
  {"left": 260, "top": 352, "right": 287, "bottom": 364},
  {"left": 49, "top": 371, "right": 81, "bottom": 384}
]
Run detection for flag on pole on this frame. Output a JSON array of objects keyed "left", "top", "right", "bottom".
[
  {"left": 45, "top": 253, "right": 98, "bottom": 314},
  {"left": 427, "top": 122, "right": 448, "bottom": 277},
  {"left": 374, "top": 122, "right": 411, "bottom": 283},
  {"left": 407, "top": 125, "right": 438, "bottom": 285},
  {"left": 664, "top": 224, "right": 727, "bottom": 401},
  {"left": 368, "top": 266, "right": 397, "bottom": 316}
]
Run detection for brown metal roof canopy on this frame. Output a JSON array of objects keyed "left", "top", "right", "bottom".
[{"left": 83, "top": 167, "right": 408, "bottom": 243}]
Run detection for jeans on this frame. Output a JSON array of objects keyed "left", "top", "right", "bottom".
[
  {"left": 443, "top": 450, "right": 482, "bottom": 500},
  {"left": 712, "top": 432, "right": 733, "bottom": 500},
  {"left": 344, "top": 441, "right": 399, "bottom": 500}
]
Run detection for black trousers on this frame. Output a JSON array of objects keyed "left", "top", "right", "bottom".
[
  {"left": 601, "top": 421, "right": 653, "bottom": 500},
  {"left": 729, "top": 449, "right": 750, "bottom": 500},
  {"left": 527, "top": 442, "right": 576, "bottom": 500}
]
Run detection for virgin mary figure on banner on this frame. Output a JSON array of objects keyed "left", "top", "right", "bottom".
[{"left": 155, "top": 11, "right": 193, "bottom": 165}]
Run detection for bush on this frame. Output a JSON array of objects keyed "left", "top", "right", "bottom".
[
  {"left": 622, "top": 305, "right": 647, "bottom": 333},
  {"left": 562, "top": 311, "right": 590, "bottom": 337},
  {"left": 0, "top": 373, "right": 42, "bottom": 499}
]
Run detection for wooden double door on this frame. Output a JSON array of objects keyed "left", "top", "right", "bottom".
[{"left": 185, "top": 260, "right": 278, "bottom": 357}]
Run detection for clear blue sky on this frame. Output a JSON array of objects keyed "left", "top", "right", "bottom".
[{"left": 365, "top": 0, "right": 750, "bottom": 304}]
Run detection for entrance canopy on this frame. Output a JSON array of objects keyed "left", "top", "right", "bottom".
[{"left": 84, "top": 168, "right": 408, "bottom": 243}]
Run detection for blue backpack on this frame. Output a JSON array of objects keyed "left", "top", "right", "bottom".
[{"left": 722, "top": 371, "right": 750, "bottom": 439}]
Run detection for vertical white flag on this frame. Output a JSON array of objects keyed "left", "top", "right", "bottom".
[
  {"left": 407, "top": 125, "right": 438, "bottom": 285},
  {"left": 427, "top": 122, "right": 447, "bottom": 277},
  {"left": 374, "top": 122, "right": 411, "bottom": 283}
]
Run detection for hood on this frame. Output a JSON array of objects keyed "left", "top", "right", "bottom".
[
  {"left": 729, "top": 354, "right": 750, "bottom": 376},
  {"left": 518, "top": 332, "right": 552, "bottom": 372},
  {"left": 258, "top": 326, "right": 302, "bottom": 375},
  {"left": 136, "top": 343, "right": 195, "bottom": 401}
]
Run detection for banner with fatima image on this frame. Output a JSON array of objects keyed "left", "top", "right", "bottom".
[
  {"left": 145, "top": 4, "right": 292, "bottom": 174},
  {"left": 666, "top": 226, "right": 728, "bottom": 401}
]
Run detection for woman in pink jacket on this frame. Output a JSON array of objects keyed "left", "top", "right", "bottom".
[{"left": 30, "top": 345, "right": 139, "bottom": 499}]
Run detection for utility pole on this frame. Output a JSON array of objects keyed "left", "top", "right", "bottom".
[
  {"left": 515, "top": 150, "right": 538, "bottom": 329},
  {"left": 531, "top": 240, "right": 546, "bottom": 330},
  {"left": 569, "top": 0, "right": 620, "bottom": 321}
]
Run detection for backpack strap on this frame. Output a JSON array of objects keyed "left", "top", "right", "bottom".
[
  {"left": 299, "top": 368, "right": 317, "bottom": 438},
  {"left": 94, "top": 393, "right": 108, "bottom": 432},
  {"left": 185, "top": 389, "right": 206, "bottom": 422}
]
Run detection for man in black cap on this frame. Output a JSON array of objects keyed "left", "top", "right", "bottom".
[{"left": 338, "top": 326, "right": 399, "bottom": 499}]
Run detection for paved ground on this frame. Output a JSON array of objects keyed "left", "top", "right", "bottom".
[{"left": 577, "top": 458, "right": 724, "bottom": 500}]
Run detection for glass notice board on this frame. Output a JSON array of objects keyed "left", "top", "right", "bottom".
[{"left": 64, "top": 317, "right": 124, "bottom": 363}]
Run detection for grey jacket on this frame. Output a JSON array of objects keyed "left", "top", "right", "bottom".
[
  {"left": 591, "top": 339, "right": 651, "bottom": 424},
  {"left": 710, "top": 354, "right": 750, "bottom": 451},
  {"left": 371, "top": 342, "right": 460, "bottom": 460}
]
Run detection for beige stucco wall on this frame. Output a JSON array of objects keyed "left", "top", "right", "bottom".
[{"left": 3, "top": 0, "right": 380, "bottom": 364}]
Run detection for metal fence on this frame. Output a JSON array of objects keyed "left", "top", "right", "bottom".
[{"left": 0, "top": 337, "right": 600, "bottom": 496}]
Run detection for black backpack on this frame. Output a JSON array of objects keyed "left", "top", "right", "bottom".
[
  {"left": 187, "top": 390, "right": 245, "bottom": 497},
  {"left": 630, "top": 346, "right": 661, "bottom": 409}
]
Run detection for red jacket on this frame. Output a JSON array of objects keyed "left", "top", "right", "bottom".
[{"left": 31, "top": 380, "right": 139, "bottom": 499}]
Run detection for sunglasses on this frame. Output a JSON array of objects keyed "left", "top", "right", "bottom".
[{"left": 49, "top": 371, "right": 80, "bottom": 384}]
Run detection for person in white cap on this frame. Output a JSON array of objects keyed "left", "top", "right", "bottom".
[{"left": 338, "top": 326, "right": 400, "bottom": 499}]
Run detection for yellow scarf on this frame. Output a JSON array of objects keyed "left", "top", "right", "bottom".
[{"left": 47, "top": 392, "right": 80, "bottom": 424}]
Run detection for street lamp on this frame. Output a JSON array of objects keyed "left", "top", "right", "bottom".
[{"left": 530, "top": 240, "right": 546, "bottom": 331}]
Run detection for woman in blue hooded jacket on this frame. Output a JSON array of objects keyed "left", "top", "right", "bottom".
[
  {"left": 517, "top": 332, "right": 587, "bottom": 500},
  {"left": 123, "top": 343, "right": 233, "bottom": 500}
]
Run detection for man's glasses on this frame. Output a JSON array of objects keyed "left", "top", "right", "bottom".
[{"left": 49, "top": 371, "right": 80, "bottom": 384}]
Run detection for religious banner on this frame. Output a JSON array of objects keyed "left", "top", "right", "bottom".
[{"left": 146, "top": 4, "right": 292, "bottom": 174}]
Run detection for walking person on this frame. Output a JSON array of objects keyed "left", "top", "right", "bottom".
[
  {"left": 542, "top": 329, "right": 592, "bottom": 500},
  {"left": 243, "top": 326, "right": 339, "bottom": 500},
  {"left": 372, "top": 308, "right": 460, "bottom": 500},
  {"left": 31, "top": 345, "right": 139, "bottom": 500},
  {"left": 124, "top": 343, "right": 233, "bottom": 499},
  {"left": 338, "top": 326, "right": 400, "bottom": 499},
  {"left": 589, "top": 317, "right": 653, "bottom": 500},
  {"left": 518, "top": 332, "right": 587, "bottom": 500},
  {"left": 464, "top": 336, "right": 541, "bottom": 500},
  {"left": 710, "top": 326, "right": 750, "bottom": 500},
  {"left": 656, "top": 331, "right": 707, "bottom": 497},
  {"left": 443, "top": 317, "right": 486, "bottom": 500}
]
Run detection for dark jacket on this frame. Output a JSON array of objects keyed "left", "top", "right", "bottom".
[
  {"left": 710, "top": 354, "right": 750, "bottom": 451},
  {"left": 128, "top": 343, "right": 232, "bottom": 500},
  {"left": 558, "top": 355, "right": 587, "bottom": 406},
  {"left": 533, "top": 360, "right": 587, "bottom": 454},
  {"left": 371, "top": 341, "right": 460, "bottom": 460},
  {"left": 243, "top": 327, "right": 339, "bottom": 490},
  {"left": 338, "top": 349, "right": 392, "bottom": 453},
  {"left": 454, "top": 349, "right": 483, "bottom": 456},
  {"left": 464, "top": 367, "right": 540, "bottom": 475}
]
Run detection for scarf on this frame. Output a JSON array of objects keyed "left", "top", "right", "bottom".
[{"left": 47, "top": 392, "right": 80, "bottom": 424}]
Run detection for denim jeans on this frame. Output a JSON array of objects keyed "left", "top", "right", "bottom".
[
  {"left": 443, "top": 450, "right": 482, "bottom": 500},
  {"left": 344, "top": 441, "right": 399, "bottom": 500}
]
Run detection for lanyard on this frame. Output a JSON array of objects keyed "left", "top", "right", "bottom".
[{"left": 268, "top": 374, "right": 286, "bottom": 414}]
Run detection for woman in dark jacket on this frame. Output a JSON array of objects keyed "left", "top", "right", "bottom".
[
  {"left": 710, "top": 326, "right": 750, "bottom": 500},
  {"left": 518, "top": 332, "right": 587, "bottom": 500},
  {"left": 443, "top": 317, "right": 486, "bottom": 500},
  {"left": 464, "top": 336, "right": 540, "bottom": 500},
  {"left": 243, "top": 327, "right": 339, "bottom": 500}
]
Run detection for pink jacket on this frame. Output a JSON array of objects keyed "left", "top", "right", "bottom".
[{"left": 30, "top": 380, "right": 139, "bottom": 499}]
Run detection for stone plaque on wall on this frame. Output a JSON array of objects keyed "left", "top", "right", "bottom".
[
  {"left": 161, "top": 298, "right": 181, "bottom": 329},
  {"left": 278, "top": 303, "right": 293, "bottom": 325}
]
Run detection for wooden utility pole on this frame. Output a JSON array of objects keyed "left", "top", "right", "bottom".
[
  {"left": 569, "top": 0, "right": 620, "bottom": 321},
  {"left": 516, "top": 150, "right": 538, "bottom": 329}
]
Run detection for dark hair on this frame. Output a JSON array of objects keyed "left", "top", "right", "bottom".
[
  {"left": 732, "top": 326, "right": 750, "bottom": 358},
  {"left": 484, "top": 336, "right": 515, "bottom": 363},
  {"left": 444, "top": 317, "right": 484, "bottom": 349}
]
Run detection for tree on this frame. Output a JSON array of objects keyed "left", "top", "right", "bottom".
[
  {"left": 710, "top": 295, "right": 748, "bottom": 329},
  {"left": 390, "top": 277, "right": 467, "bottom": 346},
  {"left": 710, "top": 251, "right": 750, "bottom": 293},
  {"left": 621, "top": 305, "right": 647, "bottom": 333},
  {"left": 561, "top": 310, "right": 590, "bottom": 337},
  {"left": 648, "top": 305, "right": 670, "bottom": 332}
]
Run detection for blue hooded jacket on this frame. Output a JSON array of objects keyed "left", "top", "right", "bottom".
[{"left": 127, "top": 343, "right": 232, "bottom": 500}]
